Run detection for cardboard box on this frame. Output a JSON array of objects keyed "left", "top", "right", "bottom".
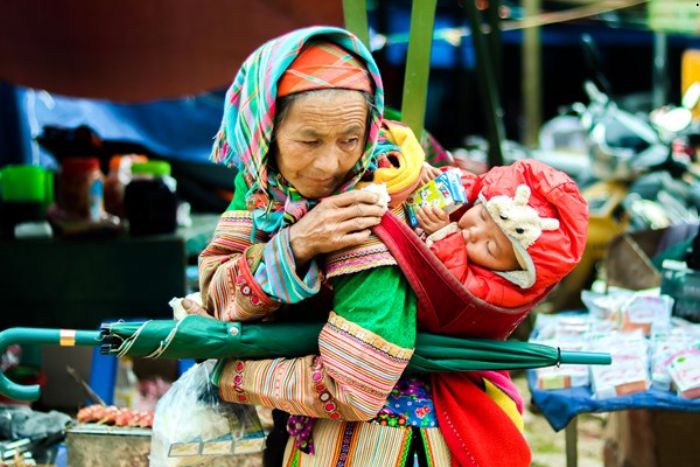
[{"left": 67, "top": 424, "right": 263, "bottom": 467}]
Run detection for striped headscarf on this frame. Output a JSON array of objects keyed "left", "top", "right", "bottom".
[
  {"left": 277, "top": 41, "right": 373, "bottom": 97},
  {"left": 211, "top": 26, "right": 386, "bottom": 233}
]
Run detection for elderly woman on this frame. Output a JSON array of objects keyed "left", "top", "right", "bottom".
[{"left": 194, "top": 26, "right": 530, "bottom": 466}]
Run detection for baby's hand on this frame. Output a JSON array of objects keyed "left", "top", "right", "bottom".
[
  {"left": 416, "top": 206, "right": 450, "bottom": 235},
  {"left": 418, "top": 162, "right": 442, "bottom": 186}
]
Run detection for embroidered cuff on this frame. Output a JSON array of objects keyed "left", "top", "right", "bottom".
[
  {"left": 254, "top": 228, "right": 322, "bottom": 304},
  {"left": 320, "top": 312, "right": 413, "bottom": 416}
]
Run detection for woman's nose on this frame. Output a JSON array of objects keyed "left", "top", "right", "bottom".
[{"left": 312, "top": 147, "right": 340, "bottom": 173}]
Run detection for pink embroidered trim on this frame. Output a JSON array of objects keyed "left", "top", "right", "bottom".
[
  {"left": 232, "top": 360, "right": 247, "bottom": 402},
  {"left": 236, "top": 252, "right": 275, "bottom": 308},
  {"left": 312, "top": 357, "right": 341, "bottom": 420}
]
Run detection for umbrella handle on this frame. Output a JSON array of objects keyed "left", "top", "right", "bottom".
[
  {"left": 558, "top": 349, "right": 611, "bottom": 366},
  {"left": 0, "top": 327, "right": 101, "bottom": 401}
]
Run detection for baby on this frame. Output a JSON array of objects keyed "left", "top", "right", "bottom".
[{"left": 413, "top": 159, "right": 588, "bottom": 308}]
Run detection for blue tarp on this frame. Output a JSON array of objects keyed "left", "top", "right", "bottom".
[
  {"left": 14, "top": 86, "right": 226, "bottom": 166},
  {"left": 527, "top": 361, "right": 700, "bottom": 432}
]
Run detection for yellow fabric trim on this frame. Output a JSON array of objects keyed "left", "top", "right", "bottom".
[
  {"left": 483, "top": 379, "right": 525, "bottom": 432},
  {"left": 357, "top": 122, "right": 425, "bottom": 195}
]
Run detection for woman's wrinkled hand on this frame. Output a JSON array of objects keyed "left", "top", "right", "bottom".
[{"left": 289, "top": 190, "right": 386, "bottom": 265}]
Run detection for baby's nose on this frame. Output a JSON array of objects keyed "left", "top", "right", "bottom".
[
  {"left": 462, "top": 228, "right": 471, "bottom": 243},
  {"left": 468, "top": 225, "right": 484, "bottom": 241}
]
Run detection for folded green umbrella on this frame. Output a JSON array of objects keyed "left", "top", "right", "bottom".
[
  {"left": 101, "top": 315, "right": 609, "bottom": 371},
  {"left": 0, "top": 315, "right": 610, "bottom": 401},
  {"left": 101, "top": 317, "right": 323, "bottom": 360}
]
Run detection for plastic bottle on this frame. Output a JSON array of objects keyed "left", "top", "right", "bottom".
[
  {"left": 0, "top": 165, "right": 53, "bottom": 237},
  {"left": 57, "top": 157, "right": 104, "bottom": 221},
  {"left": 124, "top": 161, "right": 178, "bottom": 236},
  {"left": 113, "top": 357, "right": 139, "bottom": 409},
  {"left": 104, "top": 154, "right": 148, "bottom": 218}
]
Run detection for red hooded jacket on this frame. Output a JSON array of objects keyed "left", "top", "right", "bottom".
[{"left": 430, "top": 159, "right": 589, "bottom": 308}]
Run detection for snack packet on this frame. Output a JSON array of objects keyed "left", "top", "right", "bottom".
[{"left": 405, "top": 169, "right": 467, "bottom": 227}]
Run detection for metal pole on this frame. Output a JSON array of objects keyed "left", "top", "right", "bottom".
[
  {"left": 522, "top": 0, "right": 542, "bottom": 148},
  {"left": 652, "top": 32, "right": 668, "bottom": 109},
  {"left": 464, "top": 0, "right": 505, "bottom": 167}
]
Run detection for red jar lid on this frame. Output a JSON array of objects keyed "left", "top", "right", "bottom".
[{"left": 62, "top": 157, "right": 100, "bottom": 175}]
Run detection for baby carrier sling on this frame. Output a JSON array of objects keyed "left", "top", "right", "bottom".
[{"left": 373, "top": 211, "right": 548, "bottom": 339}]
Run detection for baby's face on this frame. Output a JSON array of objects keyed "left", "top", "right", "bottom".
[{"left": 457, "top": 204, "right": 519, "bottom": 272}]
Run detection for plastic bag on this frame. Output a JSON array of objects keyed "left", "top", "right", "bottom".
[{"left": 150, "top": 361, "right": 265, "bottom": 466}]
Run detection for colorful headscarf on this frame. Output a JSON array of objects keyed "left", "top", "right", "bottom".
[
  {"left": 211, "top": 26, "right": 386, "bottom": 233},
  {"left": 278, "top": 41, "right": 373, "bottom": 97}
]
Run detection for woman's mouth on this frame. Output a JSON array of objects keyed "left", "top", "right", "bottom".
[{"left": 306, "top": 176, "right": 335, "bottom": 184}]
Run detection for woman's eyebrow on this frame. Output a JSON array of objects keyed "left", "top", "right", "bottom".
[
  {"left": 298, "top": 128, "right": 324, "bottom": 138},
  {"left": 341, "top": 124, "right": 363, "bottom": 134}
]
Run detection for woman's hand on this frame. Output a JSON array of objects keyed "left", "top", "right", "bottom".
[
  {"left": 416, "top": 206, "right": 450, "bottom": 235},
  {"left": 289, "top": 190, "right": 386, "bottom": 265}
]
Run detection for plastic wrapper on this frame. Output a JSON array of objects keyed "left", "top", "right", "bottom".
[
  {"left": 150, "top": 361, "right": 265, "bottom": 467},
  {"left": 620, "top": 293, "right": 673, "bottom": 336},
  {"left": 532, "top": 313, "right": 590, "bottom": 341},
  {"left": 589, "top": 330, "right": 650, "bottom": 399},
  {"left": 581, "top": 288, "right": 635, "bottom": 324},
  {"left": 405, "top": 169, "right": 467, "bottom": 227},
  {"left": 650, "top": 324, "right": 700, "bottom": 391},
  {"left": 668, "top": 348, "right": 700, "bottom": 398}
]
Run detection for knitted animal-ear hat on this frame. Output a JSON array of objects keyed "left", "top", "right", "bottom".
[{"left": 475, "top": 159, "right": 589, "bottom": 291}]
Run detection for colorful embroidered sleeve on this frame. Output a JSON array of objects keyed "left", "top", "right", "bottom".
[
  {"left": 218, "top": 266, "right": 417, "bottom": 420},
  {"left": 198, "top": 211, "right": 283, "bottom": 322},
  {"left": 252, "top": 228, "right": 323, "bottom": 304}
]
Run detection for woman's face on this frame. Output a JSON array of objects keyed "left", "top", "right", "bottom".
[{"left": 273, "top": 90, "right": 369, "bottom": 199}]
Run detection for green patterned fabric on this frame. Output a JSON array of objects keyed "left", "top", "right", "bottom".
[{"left": 332, "top": 266, "right": 417, "bottom": 348}]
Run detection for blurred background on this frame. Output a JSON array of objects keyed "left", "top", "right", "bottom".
[{"left": 2, "top": 1, "right": 700, "bottom": 466}]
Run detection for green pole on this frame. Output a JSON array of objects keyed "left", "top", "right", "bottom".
[
  {"left": 523, "top": 0, "right": 542, "bottom": 148},
  {"left": 486, "top": 0, "right": 502, "bottom": 93},
  {"left": 0, "top": 327, "right": 101, "bottom": 401},
  {"left": 401, "top": 0, "right": 438, "bottom": 137},
  {"left": 343, "top": 0, "right": 370, "bottom": 48},
  {"left": 464, "top": 0, "right": 505, "bottom": 167}
]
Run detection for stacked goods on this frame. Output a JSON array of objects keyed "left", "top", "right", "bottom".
[
  {"left": 533, "top": 287, "right": 700, "bottom": 399},
  {"left": 589, "top": 330, "right": 650, "bottom": 398},
  {"left": 531, "top": 315, "right": 591, "bottom": 390}
]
